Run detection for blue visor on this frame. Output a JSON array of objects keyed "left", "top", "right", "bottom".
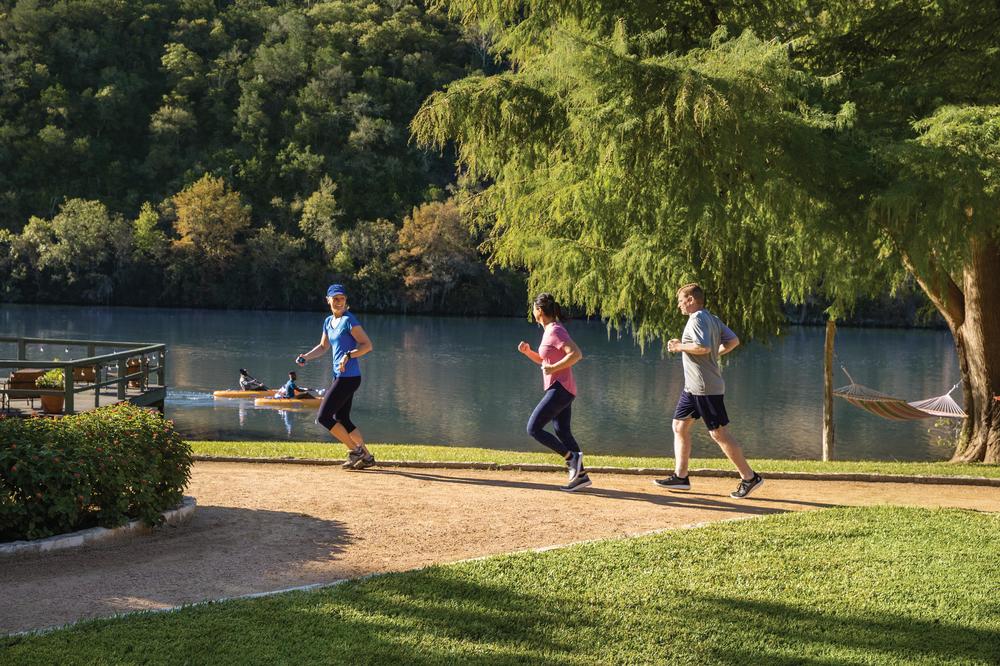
[{"left": 326, "top": 283, "right": 346, "bottom": 298}]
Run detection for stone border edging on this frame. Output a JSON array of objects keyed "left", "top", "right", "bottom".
[
  {"left": 0, "top": 496, "right": 197, "bottom": 558},
  {"left": 192, "top": 455, "right": 1000, "bottom": 487}
]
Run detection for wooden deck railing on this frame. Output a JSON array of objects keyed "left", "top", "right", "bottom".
[{"left": 0, "top": 337, "right": 167, "bottom": 414}]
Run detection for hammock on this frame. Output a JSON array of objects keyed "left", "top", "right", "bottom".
[{"left": 833, "top": 367, "right": 967, "bottom": 421}]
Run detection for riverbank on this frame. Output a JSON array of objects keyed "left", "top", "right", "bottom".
[{"left": 190, "top": 441, "right": 1000, "bottom": 479}]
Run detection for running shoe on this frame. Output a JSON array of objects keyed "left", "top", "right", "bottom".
[
  {"left": 560, "top": 472, "right": 592, "bottom": 492},
  {"left": 566, "top": 451, "right": 584, "bottom": 482},
  {"left": 652, "top": 474, "right": 691, "bottom": 491},
  {"left": 350, "top": 453, "right": 377, "bottom": 470},
  {"left": 730, "top": 473, "right": 764, "bottom": 499},
  {"left": 342, "top": 449, "right": 364, "bottom": 469}
]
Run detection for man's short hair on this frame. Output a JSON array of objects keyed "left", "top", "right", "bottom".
[{"left": 677, "top": 283, "right": 705, "bottom": 305}]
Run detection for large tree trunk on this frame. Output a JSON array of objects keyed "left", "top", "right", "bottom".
[
  {"left": 899, "top": 235, "right": 1000, "bottom": 463},
  {"left": 951, "top": 237, "right": 1000, "bottom": 462}
]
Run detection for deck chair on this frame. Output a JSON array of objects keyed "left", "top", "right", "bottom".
[{"left": 6, "top": 369, "right": 46, "bottom": 409}]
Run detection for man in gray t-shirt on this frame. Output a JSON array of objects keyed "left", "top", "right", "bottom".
[
  {"left": 681, "top": 308, "right": 736, "bottom": 396},
  {"left": 653, "top": 283, "right": 764, "bottom": 499}
]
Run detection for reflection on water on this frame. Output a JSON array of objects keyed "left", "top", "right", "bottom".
[{"left": 1, "top": 304, "right": 960, "bottom": 460}]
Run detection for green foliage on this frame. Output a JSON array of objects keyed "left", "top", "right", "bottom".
[
  {"left": 132, "top": 203, "right": 170, "bottom": 260},
  {"left": 9, "top": 199, "right": 131, "bottom": 303},
  {"left": 34, "top": 368, "right": 64, "bottom": 390},
  {"left": 299, "top": 175, "right": 343, "bottom": 257},
  {"left": 244, "top": 224, "right": 318, "bottom": 308},
  {"left": 0, "top": 404, "right": 193, "bottom": 542},
  {"left": 415, "top": 26, "right": 870, "bottom": 342},
  {"left": 0, "top": 0, "right": 479, "bottom": 226},
  {"left": 413, "top": 1, "right": 1000, "bottom": 342}
]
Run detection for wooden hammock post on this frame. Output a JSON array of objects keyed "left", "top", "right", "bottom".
[{"left": 823, "top": 319, "right": 836, "bottom": 461}]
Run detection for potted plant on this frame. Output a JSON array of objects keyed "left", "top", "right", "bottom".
[{"left": 36, "top": 369, "right": 65, "bottom": 414}]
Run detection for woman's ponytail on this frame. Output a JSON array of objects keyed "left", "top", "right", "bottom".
[{"left": 533, "top": 293, "right": 562, "bottom": 321}]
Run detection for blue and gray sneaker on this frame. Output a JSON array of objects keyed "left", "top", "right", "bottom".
[
  {"left": 566, "top": 451, "right": 584, "bottom": 482},
  {"left": 560, "top": 472, "right": 592, "bottom": 492}
]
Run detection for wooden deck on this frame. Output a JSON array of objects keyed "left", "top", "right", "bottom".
[
  {"left": 2, "top": 336, "right": 168, "bottom": 418},
  {"left": 1, "top": 385, "right": 166, "bottom": 418}
]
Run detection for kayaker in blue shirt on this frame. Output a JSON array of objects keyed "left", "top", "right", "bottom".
[{"left": 278, "top": 371, "right": 301, "bottom": 399}]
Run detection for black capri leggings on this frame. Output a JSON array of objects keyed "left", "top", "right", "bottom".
[{"left": 316, "top": 375, "right": 362, "bottom": 433}]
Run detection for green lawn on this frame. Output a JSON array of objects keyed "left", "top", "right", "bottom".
[
  {"left": 3, "top": 507, "right": 998, "bottom": 664},
  {"left": 189, "top": 440, "right": 1000, "bottom": 479}
]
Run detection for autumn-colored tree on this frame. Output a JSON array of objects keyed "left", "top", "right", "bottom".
[
  {"left": 172, "top": 174, "right": 250, "bottom": 262},
  {"left": 393, "top": 199, "right": 479, "bottom": 307}
]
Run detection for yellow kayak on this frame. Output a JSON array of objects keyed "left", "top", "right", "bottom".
[
  {"left": 214, "top": 390, "right": 270, "bottom": 399},
  {"left": 254, "top": 396, "right": 322, "bottom": 408}
]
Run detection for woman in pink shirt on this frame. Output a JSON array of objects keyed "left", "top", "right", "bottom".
[{"left": 518, "top": 293, "right": 590, "bottom": 491}]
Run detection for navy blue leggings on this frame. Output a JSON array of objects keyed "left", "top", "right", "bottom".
[
  {"left": 526, "top": 382, "right": 580, "bottom": 456},
  {"left": 317, "top": 375, "right": 361, "bottom": 433}
]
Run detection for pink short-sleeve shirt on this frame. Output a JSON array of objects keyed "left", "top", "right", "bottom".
[{"left": 538, "top": 322, "right": 577, "bottom": 395}]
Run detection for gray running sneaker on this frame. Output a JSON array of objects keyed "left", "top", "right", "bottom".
[
  {"left": 342, "top": 449, "right": 364, "bottom": 469},
  {"left": 351, "top": 453, "right": 377, "bottom": 470},
  {"left": 566, "top": 451, "right": 584, "bottom": 482},
  {"left": 730, "top": 473, "right": 763, "bottom": 499},
  {"left": 560, "top": 472, "right": 592, "bottom": 492},
  {"left": 653, "top": 474, "right": 691, "bottom": 491}
]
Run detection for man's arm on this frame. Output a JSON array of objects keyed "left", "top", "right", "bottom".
[
  {"left": 668, "top": 340, "right": 712, "bottom": 355},
  {"left": 719, "top": 337, "right": 740, "bottom": 356}
]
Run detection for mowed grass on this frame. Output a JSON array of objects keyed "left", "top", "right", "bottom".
[
  {"left": 4, "top": 507, "right": 998, "bottom": 665},
  {"left": 189, "top": 440, "right": 1000, "bottom": 479}
]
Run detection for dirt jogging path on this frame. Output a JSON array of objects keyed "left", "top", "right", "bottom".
[{"left": 2, "top": 460, "right": 998, "bottom": 635}]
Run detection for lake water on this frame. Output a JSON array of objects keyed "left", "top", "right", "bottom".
[{"left": 0, "top": 304, "right": 962, "bottom": 460}]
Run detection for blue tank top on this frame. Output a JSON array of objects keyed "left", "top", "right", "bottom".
[{"left": 324, "top": 312, "right": 362, "bottom": 378}]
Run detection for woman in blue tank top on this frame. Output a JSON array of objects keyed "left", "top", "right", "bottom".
[{"left": 294, "top": 283, "right": 376, "bottom": 469}]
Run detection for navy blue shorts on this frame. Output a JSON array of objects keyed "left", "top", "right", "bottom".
[{"left": 673, "top": 390, "right": 729, "bottom": 431}]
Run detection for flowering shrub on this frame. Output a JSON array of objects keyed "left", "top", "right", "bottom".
[{"left": 0, "top": 404, "right": 192, "bottom": 541}]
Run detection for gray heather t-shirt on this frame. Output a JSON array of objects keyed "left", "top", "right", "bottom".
[{"left": 681, "top": 309, "right": 736, "bottom": 396}]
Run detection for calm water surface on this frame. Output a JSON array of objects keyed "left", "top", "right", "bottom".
[{"left": 1, "top": 304, "right": 961, "bottom": 460}]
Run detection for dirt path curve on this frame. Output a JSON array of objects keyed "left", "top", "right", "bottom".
[{"left": 3, "top": 461, "right": 998, "bottom": 635}]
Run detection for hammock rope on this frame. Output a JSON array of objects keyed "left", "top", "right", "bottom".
[{"left": 832, "top": 360, "right": 966, "bottom": 421}]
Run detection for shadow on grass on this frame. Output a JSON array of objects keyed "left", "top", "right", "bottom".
[
  {"left": 0, "top": 506, "right": 354, "bottom": 635},
  {"left": 378, "top": 469, "right": 836, "bottom": 514},
  {"left": 684, "top": 591, "right": 1000, "bottom": 665},
  {"left": 259, "top": 571, "right": 1000, "bottom": 664}
]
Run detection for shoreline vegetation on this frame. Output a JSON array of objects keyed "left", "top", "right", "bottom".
[
  {"left": 4, "top": 507, "right": 998, "bottom": 664},
  {"left": 188, "top": 442, "right": 1000, "bottom": 479}
]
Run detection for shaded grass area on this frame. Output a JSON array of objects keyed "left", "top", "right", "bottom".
[
  {"left": 189, "top": 441, "right": 1000, "bottom": 479},
  {"left": 3, "top": 507, "right": 998, "bottom": 664}
]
